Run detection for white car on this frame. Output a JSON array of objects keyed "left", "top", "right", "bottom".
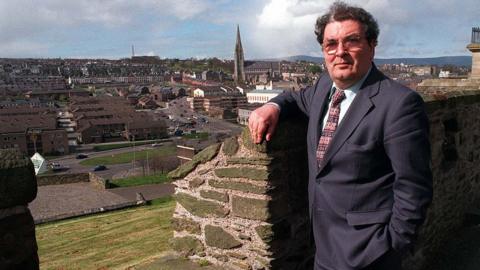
[{"left": 50, "top": 162, "right": 69, "bottom": 172}]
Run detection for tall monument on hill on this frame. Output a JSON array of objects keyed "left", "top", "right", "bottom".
[
  {"left": 467, "top": 27, "right": 480, "bottom": 79},
  {"left": 234, "top": 25, "right": 245, "bottom": 85}
]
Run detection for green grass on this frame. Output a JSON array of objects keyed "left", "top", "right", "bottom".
[
  {"left": 80, "top": 144, "right": 176, "bottom": 166},
  {"left": 36, "top": 197, "right": 175, "bottom": 270},
  {"left": 183, "top": 132, "right": 209, "bottom": 140},
  {"left": 109, "top": 173, "right": 171, "bottom": 188},
  {"left": 93, "top": 141, "right": 161, "bottom": 151}
]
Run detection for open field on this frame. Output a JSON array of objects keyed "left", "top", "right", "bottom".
[
  {"left": 36, "top": 197, "right": 175, "bottom": 270},
  {"left": 79, "top": 144, "right": 176, "bottom": 166}
]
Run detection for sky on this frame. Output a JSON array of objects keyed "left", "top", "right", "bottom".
[{"left": 0, "top": 0, "right": 479, "bottom": 60}]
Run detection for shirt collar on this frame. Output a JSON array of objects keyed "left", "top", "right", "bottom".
[{"left": 329, "top": 66, "right": 372, "bottom": 100}]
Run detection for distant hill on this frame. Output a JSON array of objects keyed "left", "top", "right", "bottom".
[{"left": 261, "top": 55, "right": 472, "bottom": 67}]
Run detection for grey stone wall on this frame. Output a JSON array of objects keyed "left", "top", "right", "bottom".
[
  {"left": 171, "top": 90, "right": 480, "bottom": 270},
  {"left": 170, "top": 117, "right": 312, "bottom": 269},
  {"left": 37, "top": 173, "right": 89, "bottom": 186},
  {"left": 410, "top": 90, "right": 480, "bottom": 269}
]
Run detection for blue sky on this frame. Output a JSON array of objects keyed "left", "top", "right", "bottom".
[{"left": 0, "top": 0, "right": 479, "bottom": 60}]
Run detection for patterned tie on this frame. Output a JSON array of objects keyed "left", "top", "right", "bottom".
[{"left": 316, "top": 88, "right": 346, "bottom": 165}]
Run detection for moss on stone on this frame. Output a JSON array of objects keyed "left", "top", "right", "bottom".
[
  {"left": 255, "top": 220, "right": 290, "bottom": 244},
  {"left": 168, "top": 143, "right": 221, "bottom": 180},
  {"left": 231, "top": 195, "right": 270, "bottom": 221},
  {"left": 227, "top": 157, "right": 273, "bottom": 166},
  {"left": 209, "top": 179, "right": 269, "bottom": 194},
  {"left": 205, "top": 225, "right": 242, "bottom": 249},
  {"left": 222, "top": 137, "right": 239, "bottom": 156},
  {"left": 192, "top": 143, "right": 221, "bottom": 164},
  {"left": 175, "top": 192, "right": 228, "bottom": 218},
  {"left": 189, "top": 178, "right": 205, "bottom": 189},
  {"left": 170, "top": 236, "right": 204, "bottom": 257},
  {"left": 168, "top": 161, "right": 197, "bottom": 180},
  {"left": 214, "top": 167, "right": 269, "bottom": 181},
  {"left": 200, "top": 190, "right": 229, "bottom": 202}
]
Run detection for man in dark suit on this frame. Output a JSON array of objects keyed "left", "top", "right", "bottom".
[{"left": 248, "top": 2, "right": 432, "bottom": 270}]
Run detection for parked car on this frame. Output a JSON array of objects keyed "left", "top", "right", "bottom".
[
  {"left": 174, "top": 129, "right": 183, "bottom": 136},
  {"left": 93, "top": 165, "right": 107, "bottom": 171},
  {"left": 76, "top": 153, "right": 89, "bottom": 159},
  {"left": 50, "top": 162, "right": 69, "bottom": 172}
]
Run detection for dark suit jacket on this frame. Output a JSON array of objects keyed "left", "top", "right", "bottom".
[{"left": 270, "top": 64, "right": 432, "bottom": 269}]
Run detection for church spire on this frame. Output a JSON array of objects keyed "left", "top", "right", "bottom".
[{"left": 234, "top": 24, "right": 245, "bottom": 85}]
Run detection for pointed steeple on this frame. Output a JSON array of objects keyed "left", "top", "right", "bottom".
[{"left": 234, "top": 24, "right": 245, "bottom": 85}]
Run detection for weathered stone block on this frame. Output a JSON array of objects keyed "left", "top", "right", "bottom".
[
  {"left": 227, "top": 252, "right": 248, "bottom": 260},
  {"left": 215, "top": 167, "right": 269, "bottom": 181},
  {"left": 223, "top": 137, "right": 239, "bottom": 156},
  {"left": 170, "top": 236, "right": 204, "bottom": 257},
  {"left": 241, "top": 116, "right": 308, "bottom": 153},
  {"left": 168, "top": 143, "right": 221, "bottom": 179},
  {"left": 232, "top": 195, "right": 289, "bottom": 221},
  {"left": 175, "top": 192, "right": 228, "bottom": 218},
  {"left": 0, "top": 149, "right": 37, "bottom": 208},
  {"left": 255, "top": 220, "right": 291, "bottom": 244},
  {"left": 232, "top": 196, "right": 270, "bottom": 221},
  {"left": 189, "top": 178, "right": 205, "bottom": 189},
  {"left": 171, "top": 217, "right": 201, "bottom": 234},
  {"left": 192, "top": 143, "right": 221, "bottom": 164},
  {"left": 227, "top": 157, "right": 273, "bottom": 166},
  {"left": 200, "top": 189, "right": 229, "bottom": 202},
  {"left": 168, "top": 160, "right": 197, "bottom": 180},
  {"left": 205, "top": 225, "right": 242, "bottom": 249},
  {"left": 209, "top": 179, "right": 269, "bottom": 194}
]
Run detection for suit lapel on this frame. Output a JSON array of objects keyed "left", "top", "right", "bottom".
[{"left": 317, "top": 66, "right": 382, "bottom": 174}]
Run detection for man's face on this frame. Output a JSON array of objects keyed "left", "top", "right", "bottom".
[{"left": 322, "top": 19, "right": 375, "bottom": 89}]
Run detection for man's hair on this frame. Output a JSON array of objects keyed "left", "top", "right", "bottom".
[{"left": 315, "top": 1, "right": 379, "bottom": 46}]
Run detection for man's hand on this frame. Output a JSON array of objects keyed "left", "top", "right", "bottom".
[{"left": 248, "top": 104, "right": 280, "bottom": 144}]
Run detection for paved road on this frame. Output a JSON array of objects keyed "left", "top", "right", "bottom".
[{"left": 48, "top": 142, "right": 175, "bottom": 179}]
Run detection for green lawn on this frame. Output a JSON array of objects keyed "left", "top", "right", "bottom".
[
  {"left": 36, "top": 197, "right": 175, "bottom": 270},
  {"left": 80, "top": 144, "right": 176, "bottom": 166},
  {"left": 93, "top": 141, "right": 160, "bottom": 151},
  {"left": 109, "top": 173, "right": 171, "bottom": 188},
  {"left": 183, "top": 132, "right": 209, "bottom": 140}
]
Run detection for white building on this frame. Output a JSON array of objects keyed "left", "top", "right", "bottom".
[{"left": 246, "top": 89, "right": 284, "bottom": 104}]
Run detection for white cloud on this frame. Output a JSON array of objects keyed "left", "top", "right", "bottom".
[
  {"left": 251, "top": 0, "right": 480, "bottom": 58},
  {"left": 0, "top": 0, "right": 213, "bottom": 55}
]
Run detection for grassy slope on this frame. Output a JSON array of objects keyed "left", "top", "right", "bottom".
[
  {"left": 80, "top": 144, "right": 176, "bottom": 166},
  {"left": 36, "top": 197, "right": 175, "bottom": 270},
  {"left": 109, "top": 173, "right": 171, "bottom": 188}
]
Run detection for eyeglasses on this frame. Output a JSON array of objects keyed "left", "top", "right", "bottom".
[{"left": 323, "top": 34, "right": 366, "bottom": 55}]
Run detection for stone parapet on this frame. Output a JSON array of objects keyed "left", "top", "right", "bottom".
[
  {"left": 0, "top": 149, "right": 39, "bottom": 269},
  {"left": 171, "top": 89, "right": 480, "bottom": 270},
  {"left": 171, "top": 116, "right": 311, "bottom": 269}
]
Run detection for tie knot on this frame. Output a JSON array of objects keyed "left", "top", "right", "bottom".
[{"left": 331, "top": 89, "right": 345, "bottom": 106}]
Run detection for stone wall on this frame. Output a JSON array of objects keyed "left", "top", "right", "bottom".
[
  {"left": 37, "top": 173, "right": 90, "bottom": 186},
  {"left": 410, "top": 90, "right": 480, "bottom": 269},
  {"left": 170, "top": 89, "right": 480, "bottom": 270},
  {"left": 169, "top": 117, "right": 312, "bottom": 269},
  {"left": 88, "top": 173, "right": 110, "bottom": 190}
]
